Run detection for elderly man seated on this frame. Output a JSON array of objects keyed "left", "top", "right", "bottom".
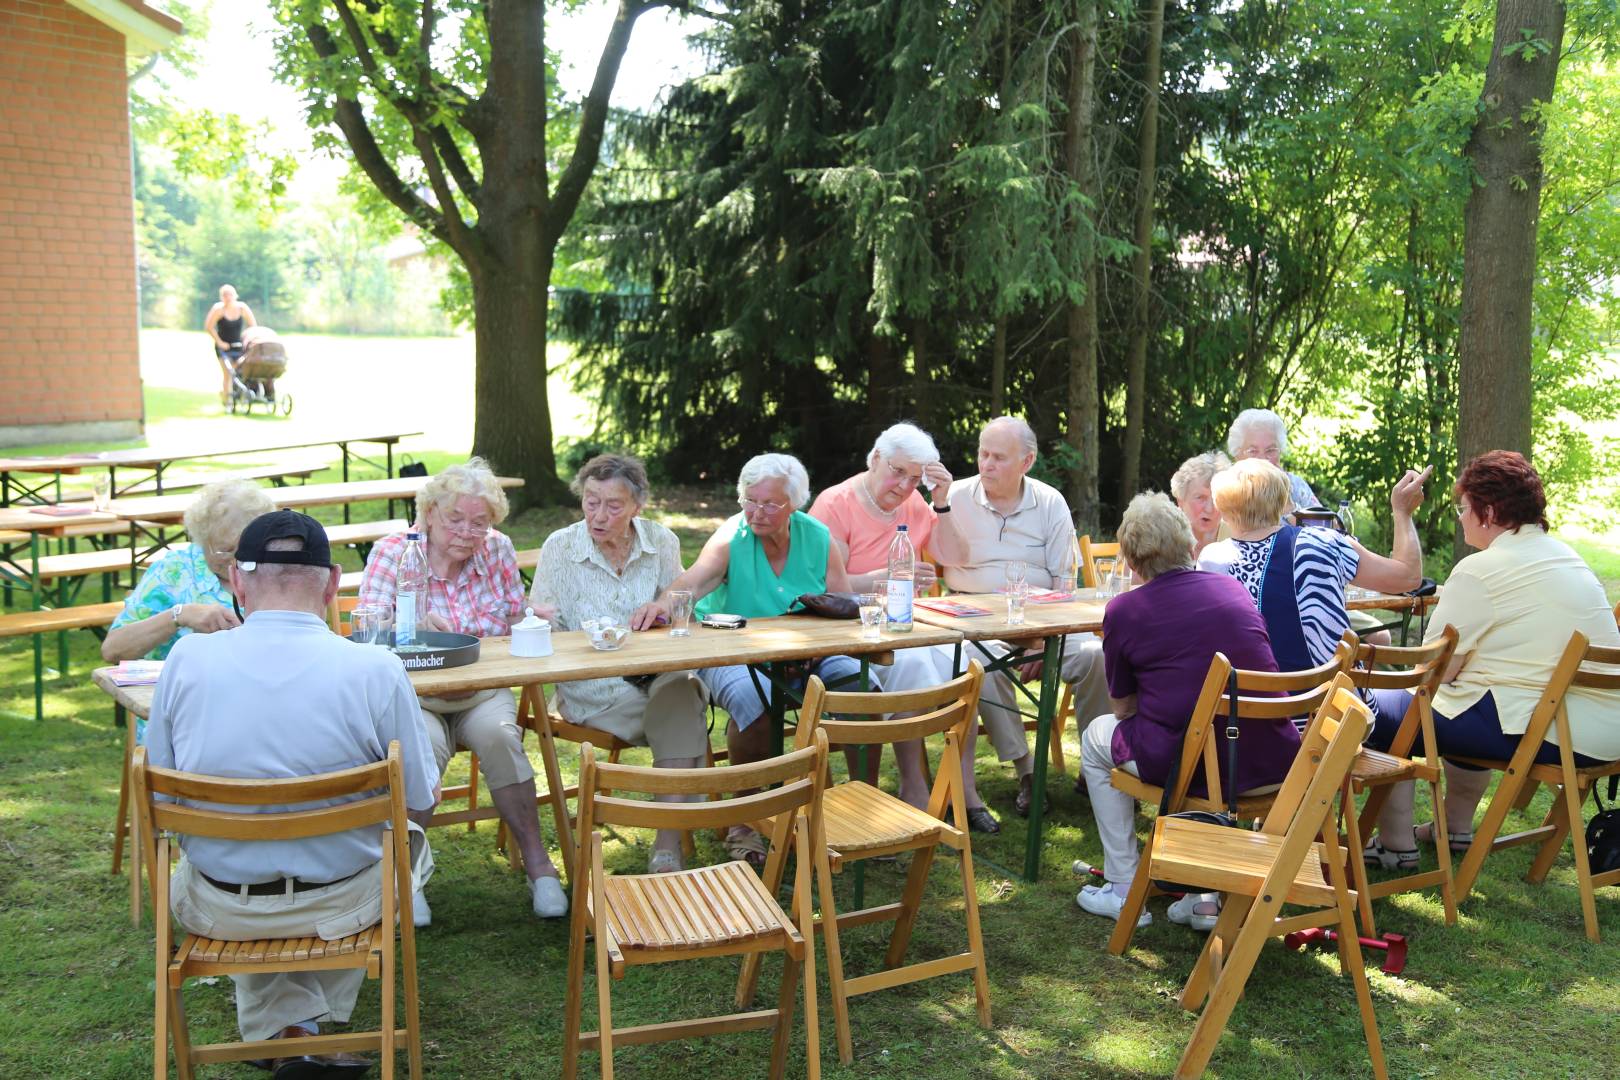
[
  {"left": 937, "top": 416, "right": 1111, "bottom": 819},
  {"left": 145, "top": 511, "right": 438, "bottom": 1079}
]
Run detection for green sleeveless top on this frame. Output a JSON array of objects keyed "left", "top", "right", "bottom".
[{"left": 696, "top": 511, "right": 831, "bottom": 619}]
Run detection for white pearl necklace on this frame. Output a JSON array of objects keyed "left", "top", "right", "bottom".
[{"left": 858, "top": 474, "right": 900, "bottom": 520}]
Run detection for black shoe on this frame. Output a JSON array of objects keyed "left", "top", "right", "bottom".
[
  {"left": 1014, "top": 774, "right": 1047, "bottom": 818},
  {"left": 945, "top": 805, "right": 1001, "bottom": 834}
]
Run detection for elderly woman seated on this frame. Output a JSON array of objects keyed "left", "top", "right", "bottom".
[
  {"left": 633, "top": 452, "right": 860, "bottom": 867},
  {"left": 808, "top": 422, "right": 997, "bottom": 826},
  {"left": 359, "top": 458, "right": 567, "bottom": 921},
  {"left": 1227, "top": 407, "right": 1320, "bottom": 512},
  {"left": 530, "top": 453, "right": 709, "bottom": 874},
  {"left": 103, "top": 477, "right": 275, "bottom": 672},
  {"left": 1076, "top": 493, "right": 1295, "bottom": 929},
  {"left": 1170, "top": 451, "right": 1230, "bottom": 558},
  {"left": 1363, "top": 451, "right": 1620, "bottom": 870},
  {"left": 1198, "top": 458, "right": 1427, "bottom": 709}
]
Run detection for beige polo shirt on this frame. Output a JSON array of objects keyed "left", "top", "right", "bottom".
[
  {"left": 1426, "top": 526, "right": 1620, "bottom": 759},
  {"left": 941, "top": 474, "right": 1074, "bottom": 593}
]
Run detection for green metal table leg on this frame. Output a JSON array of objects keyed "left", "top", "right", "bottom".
[
  {"left": 56, "top": 576, "right": 68, "bottom": 678},
  {"left": 1022, "top": 635, "right": 1064, "bottom": 881}
]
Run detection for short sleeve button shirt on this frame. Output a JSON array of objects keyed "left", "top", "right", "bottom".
[
  {"left": 358, "top": 530, "right": 525, "bottom": 638},
  {"left": 941, "top": 475, "right": 1074, "bottom": 593}
]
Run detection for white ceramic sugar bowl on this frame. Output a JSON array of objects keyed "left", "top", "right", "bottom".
[{"left": 510, "top": 608, "right": 553, "bottom": 658}]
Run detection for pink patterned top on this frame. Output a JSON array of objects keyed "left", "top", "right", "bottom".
[{"left": 358, "top": 530, "right": 525, "bottom": 638}]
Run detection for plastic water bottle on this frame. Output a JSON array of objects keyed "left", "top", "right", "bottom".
[
  {"left": 1063, "top": 531, "right": 1082, "bottom": 594},
  {"left": 1337, "top": 499, "right": 1356, "bottom": 540},
  {"left": 394, "top": 532, "right": 429, "bottom": 647},
  {"left": 885, "top": 524, "right": 915, "bottom": 632}
]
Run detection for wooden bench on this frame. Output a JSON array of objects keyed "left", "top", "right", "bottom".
[
  {"left": 337, "top": 547, "right": 541, "bottom": 594},
  {"left": 55, "top": 463, "right": 323, "bottom": 503},
  {"left": 0, "top": 601, "right": 123, "bottom": 639}
]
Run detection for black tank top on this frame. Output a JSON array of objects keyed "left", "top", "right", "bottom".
[{"left": 217, "top": 313, "right": 245, "bottom": 342}]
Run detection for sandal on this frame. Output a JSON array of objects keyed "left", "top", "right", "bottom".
[
  {"left": 1414, "top": 821, "right": 1473, "bottom": 853},
  {"left": 724, "top": 826, "right": 769, "bottom": 870},
  {"left": 647, "top": 849, "right": 683, "bottom": 875},
  {"left": 1363, "top": 839, "right": 1419, "bottom": 871}
]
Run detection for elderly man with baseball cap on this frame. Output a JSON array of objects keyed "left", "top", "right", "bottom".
[{"left": 145, "top": 510, "right": 439, "bottom": 1079}]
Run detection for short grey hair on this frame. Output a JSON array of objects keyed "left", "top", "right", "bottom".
[
  {"left": 239, "top": 537, "right": 329, "bottom": 591},
  {"left": 1227, "top": 408, "right": 1289, "bottom": 458},
  {"left": 417, "top": 457, "right": 509, "bottom": 527},
  {"left": 571, "top": 452, "right": 650, "bottom": 505},
  {"left": 1170, "top": 451, "right": 1232, "bottom": 501},
  {"left": 736, "top": 452, "right": 811, "bottom": 509},
  {"left": 868, "top": 422, "right": 939, "bottom": 469},
  {"left": 983, "top": 415, "right": 1038, "bottom": 457},
  {"left": 184, "top": 478, "right": 275, "bottom": 556},
  {"left": 1116, "top": 492, "right": 1195, "bottom": 581}
]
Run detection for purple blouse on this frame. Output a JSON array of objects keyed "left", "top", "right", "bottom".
[{"left": 1101, "top": 568, "right": 1298, "bottom": 794}]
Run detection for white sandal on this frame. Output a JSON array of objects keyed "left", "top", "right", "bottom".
[{"left": 1167, "top": 892, "right": 1221, "bottom": 931}]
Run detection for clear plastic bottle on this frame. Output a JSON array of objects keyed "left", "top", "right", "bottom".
[
  {"left": 1064, "top": 531, "right": 1082, "bottom": 594},
  {"left": 1337, "top": 499, "right": 1356, "bottom": 540},
  {"left": 394, "top": 531, "right": 430, "bottom": 647},
  {"left": 885, "top": 524, "right": 915, "bottom": 632}
]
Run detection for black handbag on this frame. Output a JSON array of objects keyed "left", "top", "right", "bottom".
[
  {"left": 1588, "top": 776, "right": 1620, "bottom": 877},
  {"left": 1152, "top": 670, "right": 1246, "bottom": 894},
  {"left": 790, "top": 592, "right": 861, "bottom": 619}
]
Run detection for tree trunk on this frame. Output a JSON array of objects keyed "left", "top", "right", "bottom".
[
  {"left": 990, "top": 314, "right": 1008, "bottom": 416},
  {"left": 1118, "top": 0, "right": 1165, "bottom": 504},
  {"left": 911, "top": 317, "right": 933, "bottom": 430},
  {"left": 1063, "top": 3, "right": 1101, "bottom": 536}
]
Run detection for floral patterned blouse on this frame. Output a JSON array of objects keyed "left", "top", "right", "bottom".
[{"left": 109, "top": 544, "right": 234, "bottom": 660}]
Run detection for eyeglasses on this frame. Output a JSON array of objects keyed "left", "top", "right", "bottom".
[
  {"left": 739, "top": 498, "right": 789, "bottom": 516},
  {"left": 883, "top": 463, "right": 923, "bottom": 488},
  {"left": 440, "top": 513, "right": 491, "bottom": 536},
  {"left": 1454, "top": 502, "right": 1468, "bottom": 520}
]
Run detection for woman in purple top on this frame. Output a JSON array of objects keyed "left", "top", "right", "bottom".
[{"left": 1076, "top": 492, "right": 1295, "bottom": 931}]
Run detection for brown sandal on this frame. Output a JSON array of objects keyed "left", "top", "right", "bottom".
[{"left": 724, "top": 826, "right": 768, "bottom": 870}]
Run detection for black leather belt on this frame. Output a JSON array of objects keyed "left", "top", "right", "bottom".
[{"left": 202, "top": 869, "right": 361, "bottom": 896}]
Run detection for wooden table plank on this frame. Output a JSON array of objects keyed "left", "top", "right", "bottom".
[
  {"left": 0, "top": 430, "right": 422, "bottom": 476},
  {"left": 106, "top": 475, "right": 523, "bottom": 525},
  {"left": 913, "top": 592, "right": 1107, "bottom": 639}
]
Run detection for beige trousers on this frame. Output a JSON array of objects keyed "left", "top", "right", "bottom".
[
  {"left": 970, "top": 633, "right": 1110, "bottom": 763},
  {"left": 169, "top": 825, "right": 434, "bottom": 1042},
  {"left": 419, "top": 688, "right": 533, "bottom": 789},
  {"left": 564, "top": 670, "right": 711, "bottom": 760}
]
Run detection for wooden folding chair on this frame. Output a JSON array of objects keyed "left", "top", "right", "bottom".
[
  {"left": 1449, "top": 630, "right": 1620, "bottom": 942},
  {"left": 1078, "top": 535, "right": 1120, "bottom": 589},
  {"left": 1117, "top": 681, "right": 1385, "bottom": 1079},
  {"left": 745, "top": 662, "right": 992, "bottom": 1063},
  {"left": 1105, "top": 643, "right": 1353, "bottom": 955},
  {"left": 562, "top": 733, "right": 831, "bottom": 1080},
  {"left": 131, "top": 741, "right": 423, "bottom": 1080},
  {"left": 1340, "top": 626, "right": 1460, "bottom": 935}
]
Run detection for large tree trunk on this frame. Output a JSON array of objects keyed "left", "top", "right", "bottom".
[
  {"left": 1118, "top": 0, "right": 1165, "bottom": 503},
  {"left": 1456, "top": 0, "right": 1565, "bottom": 476},
  {"left": 470, "top": 255, "right": 567, "bottom": 501},
  {"left": 1063, "top": 4, "right": 1101, "bottom": 536}
]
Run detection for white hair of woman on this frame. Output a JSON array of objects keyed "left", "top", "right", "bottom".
[
  {"left": 1226, "top": 408, "right": 1289, "bottom": 459},
  {"left": 183, "top": 478, "right": 275, "bottom": 555},
  {"left": 868, "top": 422, "right": 939, "bottom": 468},
  {"left": 1170, "top": 451, "right": 1232, "bottom": 502},
  {"left": 1116, "top": 492, "right": 1196, "bottom": 581},
  {"left": 416, "top": 456, "right": 511, "bottom": 526},
  {"left": 736, "top": 452, "right": 811, "bottom": 509},
  {"left": 985, "top": 415, "right": 1039, "bottom": 457}
]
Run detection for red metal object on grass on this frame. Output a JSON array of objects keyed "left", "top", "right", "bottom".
[{"left": 1282, "top": 927, "right": 1408, "bottom": 976}]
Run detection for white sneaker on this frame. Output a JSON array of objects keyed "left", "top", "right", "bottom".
[
  {"left": 1075, "top": 883, "right": 1150, "bottom": 927},
  {"left": 1166, "top": 891, "right": 1221, "bottom": 931},
  {"left": 411, "top": 889, "right": 431, "bottom": 928},
  {"left": 532, "top": 874, "right": 568, "bottom": 918}
]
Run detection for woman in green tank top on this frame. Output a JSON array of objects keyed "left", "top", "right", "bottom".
[{"left": 632, "top": 453, "right": 858, "bottom": 866}]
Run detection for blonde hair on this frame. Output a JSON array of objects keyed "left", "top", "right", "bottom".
[
  {"left": 1210, "top": 458, "right": 1292, "bottom": 532},
  {"left": 416, "top": 457, "right": 510, "bottom": 526},
  {"left": 183, "top": 478, "right": 274, "bottom": 555},
  {"left": 1116, "top": 492, "right": 1195, "bottom": 581},
  {"left": 1170, "top": 451, "right": 1231, "bottom": 501}
]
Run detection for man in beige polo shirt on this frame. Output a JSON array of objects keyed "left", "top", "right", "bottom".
[{"left": 941, "top": 416, "right": 1111, "bottom": 818}]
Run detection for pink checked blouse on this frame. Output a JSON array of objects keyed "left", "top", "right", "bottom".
[{"left": 357, "top": 529, "right": 526, "bottom": 638}]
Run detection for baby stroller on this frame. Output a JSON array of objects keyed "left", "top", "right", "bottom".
[{"left": 226, "top": 328, "right": 292, "bottom": 416}]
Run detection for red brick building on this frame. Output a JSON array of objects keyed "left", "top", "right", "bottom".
[{"left": 0, "top": 0, "right": 180, "bottom": 447}]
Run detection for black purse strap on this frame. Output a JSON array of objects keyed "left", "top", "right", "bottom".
[{"left": 1224, "top": 669, "right": 1241, "bottom": 818}]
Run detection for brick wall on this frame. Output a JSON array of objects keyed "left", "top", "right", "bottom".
[{"left": 0, "top": 0, "right": 144, "bottom": 444}]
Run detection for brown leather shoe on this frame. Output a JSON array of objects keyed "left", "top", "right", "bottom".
[
  {"left": 265, "top": 1025, "right": 373, "bottom": 1080},
  {"left": 1014, "top": 774, "right": 1046, "bottom": 818}
]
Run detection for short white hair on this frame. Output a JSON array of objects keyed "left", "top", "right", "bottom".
[
  {"left": 416, "top": 457, "right": 510, "bottom": 526},
  {"left": 1227, "top": 408, "right": 1289, "bottom": 458},
  {"left": 737, "top": 453, "right": 811, "bottom": 509},
  {"left": 868, "top": 422, "right": 939, "bottom": 469},
  {"left": 983, "top": 415, "right": 1038, "bottom": 457},
  {"left": 184, "top": 478, "right": 275, "bottom": 555},
  {"left": 1170, "top": 451, "right": 1232, "bottom": 501},
  {"left": 1117, "top": 492, "right": 1195, "bottom": 581}
]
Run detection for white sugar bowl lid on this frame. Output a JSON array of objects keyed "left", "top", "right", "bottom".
[{"left": 511, "top": 607, "right": 553, "bottom": 657}]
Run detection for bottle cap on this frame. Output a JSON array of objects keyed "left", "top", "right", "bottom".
[{"left": 897, "top": 524, "right": 908, "bottom": 532}]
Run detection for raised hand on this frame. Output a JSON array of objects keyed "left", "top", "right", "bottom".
[{"left": 1390, "top": 464, "right": 1433, "bottom": 516}]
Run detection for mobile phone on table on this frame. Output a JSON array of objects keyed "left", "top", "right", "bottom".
[{"left": 699, "top": 613, "right": 747, "bottom": 630}]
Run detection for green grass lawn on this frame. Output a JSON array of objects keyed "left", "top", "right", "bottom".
[{"left": 2, "top": 333, "right": 1619, "bottom": 1077}]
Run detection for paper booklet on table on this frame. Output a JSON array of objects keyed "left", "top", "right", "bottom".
[
  {"left": 1024, "top": 589, "right": 1075, "bottom": 604},
  {"left": 914, "top": 598, "right": 994, "bottom": 618},
  {"left": 112, "top": 660, "right": 164, "bottom": 686}
]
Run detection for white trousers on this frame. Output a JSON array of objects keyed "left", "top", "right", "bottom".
[{"left": 1079, "top": 714, "right": 1143, "bottom": 886}]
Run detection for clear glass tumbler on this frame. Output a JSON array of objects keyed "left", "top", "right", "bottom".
[
  {"left": 667, "top": 589, "right": 694, "bottom": 637},
  {"left": 858, "top": 593, "right": 884, "bottom": 639}
]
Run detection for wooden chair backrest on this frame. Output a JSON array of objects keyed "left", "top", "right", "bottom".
[
  {"left": 1257, "top": 677, "right": 1372, "bottom": 837},
  {"left": 133, "top": 741, "right": 406, "bottom": 844},
  {"left": 1518, "top": 632, "right": 1620, "bottom": 751},
  {"left": 1078, "top": 535, "right": 1121, "bottom": 589},
  {"left": 1346, "top": 625, "right": 1459, "bottom": 693},
  {"left": 795, "top": 663, "right": 983, "bottom": 750},
  {"left": 326, "top": 594, "right": 365, "bottom": 634},
  {"left": 578, "top": 733, "right": 828, "bottom": 837}
]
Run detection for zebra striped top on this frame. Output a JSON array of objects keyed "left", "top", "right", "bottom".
[{"left": 1198, "top": 527, "right": 1361, "bottom": 670}]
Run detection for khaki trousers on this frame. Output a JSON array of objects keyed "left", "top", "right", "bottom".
[
  {"left": 419, "top": 688, "right": 534, "bottom": 790},
  {"left": 169, "top": 825, "right": 434, "bottom": 1042},
  {"left": 970, "top": 633, "right": 1110, "bottom": 763},
  {"left": 563, "top": 670, "right": 711, "bottom": 760}
]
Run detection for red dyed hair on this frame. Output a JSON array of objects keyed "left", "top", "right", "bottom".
[{"left": 1454, "top": 450, "right": 1549, "bottom": 532}]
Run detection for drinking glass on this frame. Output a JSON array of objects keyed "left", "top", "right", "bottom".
[
  {"left": 1093, "top": 557, "right": 1117, "bottom": 599},
  {"left": 1105, "top": 566, "right": 1134, "bottom": 598},
  {"left": 858, "top": 593, "right": 884, "bottom": 640},
  {"left": 667, "top": 589, "right": 694, "bottom": 637},
  {"left": 1003, "top": 561, "right": 1028, "bottom": 595},
  {"left": 350, "top": 603, "right": 389, "bottom": 644},
  {"left": 1006, "top": 587, "right": 1027, "bottom": 626},
  {"left": 92, "top": 473, "right": 111, "bottom": 512}
]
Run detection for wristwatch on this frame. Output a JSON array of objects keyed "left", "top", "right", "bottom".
[
  {"left": 171, "top": 604, "right": 183, "bottom": 625},
  {"left": 933, "top": 503, "right": 952, "bottom": 514}
]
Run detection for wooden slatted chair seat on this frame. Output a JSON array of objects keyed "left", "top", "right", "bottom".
[
  {"left": 591, "top": 862, "right": 802, "bottom": 955},
  {"left": 1351, "top": 747, "right": 1423, "bottom": 784},
  {"left": 1151, "top": 820, "right": 1338, "bottom": 908},
  {"left": 820, "top": 781, "right": 949, "bottom": 861},
  {"left": 1108, "top": 771, "right": 1280, "bottom": 818},
  {"left": 178, "top": 927, "right": 382, "bottom": 972}
]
